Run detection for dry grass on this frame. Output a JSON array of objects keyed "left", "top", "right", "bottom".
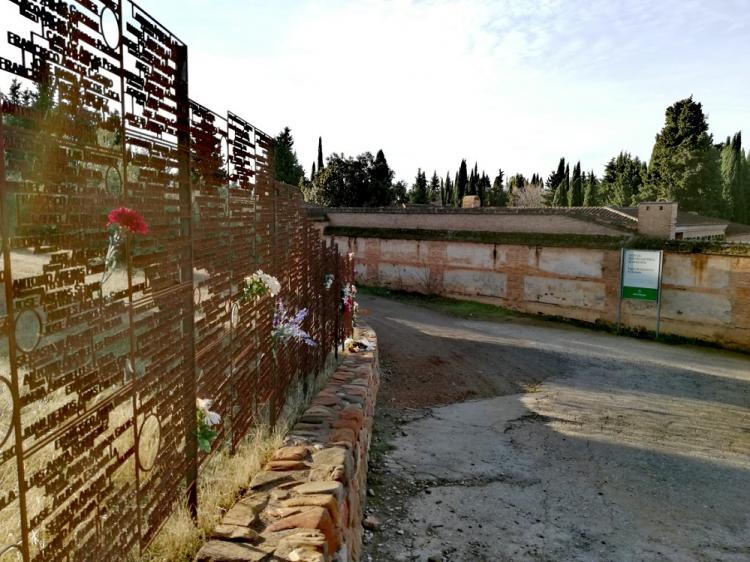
[
  {"left": 138, "top": 353, "right": 338, "bottom": 562},
  {"left": 137, "top": 423, "right": 285, "bottom": 562},
  {"left": 0, "top": 347, "right": 337, "bottom": 562}
]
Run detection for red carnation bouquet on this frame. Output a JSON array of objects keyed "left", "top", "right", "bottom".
[
  {"left": 107, "top": 207, "right": 149, "bottom": 235},
  {"left": 102, "top": 207, "right": 149, "bottom": 286}
]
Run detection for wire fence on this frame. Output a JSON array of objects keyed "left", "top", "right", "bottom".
[{"left": 0, "top": 1, "right": 353, "bottom": 560}]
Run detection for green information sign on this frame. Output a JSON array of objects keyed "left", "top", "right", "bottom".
[
  {"left": 622, "top": 286, "right": 659, "bottom": 300},
  {"left": 622, "top": 250, "right": 662, "bottom": 302}
]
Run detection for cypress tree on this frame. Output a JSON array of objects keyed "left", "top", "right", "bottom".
[
  {"left": 369, "top": 149, "right": 395, "bottom": 206},
  {"left": 599, "top": 152, "right": 646, "bottom": 207},
  {"left": 428, "top": 171, "right": 440, "bottom": 203},
  {"left": 317, "top": 137, "right": 324, "bottom": 172},
  {"left": 738, "top": 141, "right": 748, "bottom": 224},
  {"left": 642, "top": 97, "right": 723, "bottom": 214},
  {"left": 444, "top": 172, "right": 453, "bottom": 207},
  {"left": 553, "top": 164, "right": 570, "bottom": 207},
  {"left": 410, "top": 168, "right": 429, "bottom": 204},
  {"left": 311, "top": 162, "right": 316, "bottom": 180},
  {"left": 457, "top": 160, "right": 468, "bottom": 204},
  {"left": 478, "top": 172, "right": 490, "bottom": 206},
  {"left": 545, "top": 157, "right": 566, "bottom": 206},
  {"left": 468, "top": 163, "right": 479, "bottom": 196},
  {"left": 509, "top": 174, "right": 527, "bottom": 192},
  {"left": 721, "top": 132, "right": 745, "bottom": 221},
  {"left": 583, "top": 171, "right": 599, "bottom": 206},
  {"left": 568, "top": 162, "right": 583, "bottom": 207},
  {"left": 489, "top": 169, "right": 506, "bottom": 206},
  {"left": 274, "top": 127, "right": 305, "bottom": 185}
]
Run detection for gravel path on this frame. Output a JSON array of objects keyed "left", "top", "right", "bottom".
[{"left": 359, "top": 294, "right": 750, "bottom": 562}]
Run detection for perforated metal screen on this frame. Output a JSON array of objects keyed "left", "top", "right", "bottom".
[{"left": 0, "top": 2, "right": 352, "bottom": 560}]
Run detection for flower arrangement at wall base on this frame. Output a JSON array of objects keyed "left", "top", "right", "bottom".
[
  {"left": 196, "top": 398, "right": 222, "bottom": 453},
  {"left": 243, "top": 270, "right": 281, "bottom": 300},
  {"left": 272, "top": 300, "right": 317, "bottom": 347},
  {"left": 102, "top": 207, "right": 149, "bottom": 286},
  {"left": 342, "top": 283, "right": 358, "bottom": 315}
]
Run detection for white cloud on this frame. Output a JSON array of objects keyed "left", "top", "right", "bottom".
[
  {"left": 2, "top": 0, "right": 748, "bottom": 182},
  {"left": 187, "top": 0, "right": 747, "bottom": 181}
]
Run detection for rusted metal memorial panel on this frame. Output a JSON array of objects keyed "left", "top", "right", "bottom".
[
  {"left": 0, "top": 2, "right": 348, "bottom": 561},
  {"left": 0, "top": 1, "right": 193, "bottom": 559}
]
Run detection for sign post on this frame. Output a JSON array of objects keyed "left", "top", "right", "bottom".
[{"left": 619, "top": 249, "right": 664, "bottom": 338}]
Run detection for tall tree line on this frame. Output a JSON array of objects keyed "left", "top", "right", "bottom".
[
  {"left": 543, "top": 97, "right": 749, "bottom": 222},
  {"left": 282, "top": 95, "right": 750, "bottom": 220},
  {"left": 301, "top": 147, "right": 404, "bottom": 207}
]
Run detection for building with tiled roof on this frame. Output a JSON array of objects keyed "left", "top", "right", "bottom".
[
  {"left": 311, "top": 202, "right": 750, "bottom": 243},
  {"left": 613, "top": 204, "right": 750, "bottom": 242}
]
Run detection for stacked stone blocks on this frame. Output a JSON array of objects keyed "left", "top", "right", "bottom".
[{"left": 197, "top": 325, "right": 380, "bottom": 562}]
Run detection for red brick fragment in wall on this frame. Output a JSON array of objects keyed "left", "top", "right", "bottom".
[
  {"left": 266, "top": 506, "right": 340, "bottom": 553},
  {"left": 331, "top": 418, "right": 362, "bottom": 433},
  {"left": 329, "top": 428, "right": 356, "bottom": 445}
]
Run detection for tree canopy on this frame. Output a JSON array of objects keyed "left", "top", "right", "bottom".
[
  {"left": 274, "top": 127, "right": 305, "bottom": 186},
  {"left": 598, "top": 152, "right": 646, "bottom": 207},
  {"left": 641, "top": 97, "right": 723, "bottom": 215},
  {"left": 568, "top": 162, "right": 583, "bottom": 207},
  {"left": 295, "top": 94, "right": 748, "bottom": 220},
  {"left": 720, "top": 132, "right": 747, "bottom": 223},
  {"left": 410, "top": 169, "right": 429, "bottom": 204},
  {"left": 302, "top": 150, "right": 399, "bottom": 207}
]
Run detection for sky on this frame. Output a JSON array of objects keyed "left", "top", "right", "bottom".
[{"left": 4, "top": 0, "right": 750, "bottom": 182}]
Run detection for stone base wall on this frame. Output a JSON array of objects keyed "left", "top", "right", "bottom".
[{"left": 197, "top": 325, "right": 380, "bottom": 562}]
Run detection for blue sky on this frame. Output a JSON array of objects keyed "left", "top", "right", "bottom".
[{"left": 6, "top": 0, "right": 750, "bottom": 182}]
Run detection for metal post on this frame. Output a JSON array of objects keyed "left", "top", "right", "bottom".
[
  {"left": 116, "top": 1, "right": 144, "bottom": 547},
  {"left": 616, "top": 248, "right": 624, "bottom": 333},
  {"left": 270, "top": 185, "right": 279, "bottom": 425},
  {"left": 334, "top": 242, "right": 340, "bottom": 359},
  {"left": 655, "top": 250, "right": 664, "bottom": 340},
  {"left": 0, "top": 88, "right": 32, "bottom": 562},
  {"left": 174, "top": 43, "right": 198, "bottom": 520}
]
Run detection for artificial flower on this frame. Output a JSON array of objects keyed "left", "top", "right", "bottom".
[
  {"left": 272, "top": 299, "right": 317, "bottom": 346},
  {"left": 107, "top": 207, "right": 149, "bottom": 235},
  {"left": 244, "top": 270, "right": 281, "bottom": 300}
]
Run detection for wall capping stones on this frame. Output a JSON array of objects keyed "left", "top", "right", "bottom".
[
  {"left": 196, "top": 325, "right": 380, "bottom": 562},
  {"left": 323, "top": 226, "right": 750, "bottom": 256}
]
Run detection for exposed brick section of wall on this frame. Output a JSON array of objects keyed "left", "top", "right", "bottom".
[
  {"left": 196, "top": 325, "right": 380, "bottom": 562},
  {"left": 332, "top": 235, "right": 750, "bottom": 352}
]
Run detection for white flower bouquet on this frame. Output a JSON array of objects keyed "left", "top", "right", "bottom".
[
  {"left": 243, "top": 270, "right": 281, "bottom": 300},
  {"left": 196, "top": 398, "right": 222, "bottom": 453}
]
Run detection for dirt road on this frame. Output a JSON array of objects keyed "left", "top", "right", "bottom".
[{"left": 359, "top": 294, "right": 750, "bottom": 562}]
